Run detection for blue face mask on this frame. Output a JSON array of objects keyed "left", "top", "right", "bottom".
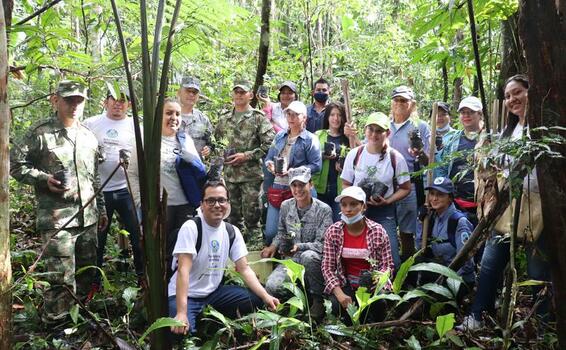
[
  {"left": 313, "top": 92, "right": 329, "bottom": 103},
  {"left": 341, "top": 212, "right": 364, "bottom": 225}
]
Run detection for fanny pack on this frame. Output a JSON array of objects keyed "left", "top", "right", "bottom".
[{"left": 267, "top": 187, "right": 293, "bottom": 208}]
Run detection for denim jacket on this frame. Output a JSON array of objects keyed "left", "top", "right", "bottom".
[{"left": 263, "top": 128, "right": 322, "bottom": 189}]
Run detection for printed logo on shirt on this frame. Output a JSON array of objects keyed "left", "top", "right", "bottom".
[
  {"left": 211, "top": 239, "right": 220, "bottom": 253},
  {"left": 106, "top": 129, "right": 119, "bottom": 138},
  {"left": 460, "top": 232, "right": 470, "bottom": 245},
  {"left": 342, "top": 247, "right": 370, "bottom": 260}
]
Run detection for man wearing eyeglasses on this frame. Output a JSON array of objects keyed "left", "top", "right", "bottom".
[
  {"left": 213, "top": 79, "right": 275, "bottom": 240},
  {"left": 169, "top": 181, "right": 279, "bottom": 336}
]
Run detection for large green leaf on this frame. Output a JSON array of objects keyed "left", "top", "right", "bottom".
[
  {"left": 138, "top": 317, "right": 185, "bottom": 344},
  {"left": 393, "top": 252, "right": 417, "bottom": 293},
  {"left": 409, "top": 262, "right": 463, "bottom": 282},
  {"left": 435, "top": 313, "right": 455, "bottom": 339}
]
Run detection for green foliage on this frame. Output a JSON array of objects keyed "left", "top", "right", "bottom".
[{"left": 138, "top": 317, "right": 186, "bottom": 344}]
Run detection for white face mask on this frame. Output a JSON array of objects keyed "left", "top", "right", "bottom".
[{"left": 341, "top": 212, "right": 364, "bottom": 225}]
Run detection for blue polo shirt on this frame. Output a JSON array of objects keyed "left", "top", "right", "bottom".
[
  {"left": 306, "top": 104, "right": 327, "bottom": 133},
  {"left": 388, "top": 118, "right": 431, "bottom": 173},
  {"left": 430, "top": 203, "right": 475, "bottom": 283}
]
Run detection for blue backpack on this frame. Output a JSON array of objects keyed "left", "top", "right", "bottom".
[{"left": 175, "top": 132, "right": 207, "bottom": 207}]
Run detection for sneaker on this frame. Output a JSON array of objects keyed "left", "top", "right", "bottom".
[{"left": 456, "top": 315, "right": 484, "bottom": 331}]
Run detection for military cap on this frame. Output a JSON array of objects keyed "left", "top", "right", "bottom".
[
  {"left": 57, "top": 80, "right": 88, "bottom": 99},
  {"left": 288, "top": 166, "right": 311, "bottom": 184},
  {"left": 233, "top": 79, "right": 252, "bottom": 92},
  {"left": 181, "top": 76, "right": 201, "bottom": 92}
]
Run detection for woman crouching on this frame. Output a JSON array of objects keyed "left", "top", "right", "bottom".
[{"left": 321, "top": 186, "right": 394, "bottom": 324}]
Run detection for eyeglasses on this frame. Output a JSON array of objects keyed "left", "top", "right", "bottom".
[
  {"left": 203, "top": 197, "right": 229, "bottom": 206},
  {"left": 393, "top": 97, "right": 409, "bottom": 104},
  {"left": 233, "top": 89, "right": 247, "bottom": 95}
]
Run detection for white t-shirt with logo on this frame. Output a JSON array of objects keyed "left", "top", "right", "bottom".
[
  {"left": 167, "top": 214, "right": 248, "bottom": 298},
  {"left": 83, "top": 113, "right": 136, "bottom": 192},
  {"left": 341, "top": 146, "right": 410, "bottom": 198}
]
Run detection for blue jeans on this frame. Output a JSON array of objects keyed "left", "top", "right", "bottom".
[
  {"left": 168, "top": 285, "right": 263, "bottom": 335},
  {"left": 317, "top": 183, "right": 341, "bottom": 223},
  {"left": 366, "top": 203, "right": 400, "bottom": 270},
  {"left": 97, "top": 188, "right": 143, "bottom": 281},
  {"left": 471, "top": 234, "right": 551, "bottom": 320}
]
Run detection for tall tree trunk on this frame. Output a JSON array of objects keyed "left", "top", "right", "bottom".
[
  {"left": 251, "top": 0, "right": 271, "bottom": 108},
  {"left": 0, "top": 1, "right": 12, "bottom": 348},
  {"left": 497, "top": 12, "right": 525, "bottom": 100},
  {"left": 518, "top": 1, "right": 566, "bottom": 347}
]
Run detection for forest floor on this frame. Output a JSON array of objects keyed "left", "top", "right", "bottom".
[{"left": 9, "top": 186, "right": 559, "bottom": 349}]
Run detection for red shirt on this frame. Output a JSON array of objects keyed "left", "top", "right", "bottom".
[
  {"left": 342, "top": 225, "right": 371, "bottom": 288},
  {"left": 322, "top": 218, "right": 394, "bottom": 295}
]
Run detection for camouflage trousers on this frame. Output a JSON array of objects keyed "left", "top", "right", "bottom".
[
  {"left": 40, "top": 224, "right": 98, "bottom": 323},
  {"left": 225, "top": 180, "right": 262, "bottom": 236},
  {"left": 265, "top": 250, "right": 324, "bottom": 298}
]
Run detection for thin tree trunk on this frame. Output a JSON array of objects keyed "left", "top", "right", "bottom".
[
  {"left": 442, "top": 60, "right": 449, "bottom": 101},
  {"left": 251, "top": 0, "right": 271, "bottom": 108},
  {"left": 466, "top": 0, "right": 490, "bottom": 129},
  {"left": 0, "top": 0, "right": 12, "bottom": 348},
  {"left": 497, "top": 12, "right": 525, "bottom": 100},
  {"left": 518, "top": 1, "right": 566, "bottom": 346}
]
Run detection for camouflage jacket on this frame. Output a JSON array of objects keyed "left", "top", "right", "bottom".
[
  {"left": 10, "top": 116, "right": 105, "bottom": 230},
  {"left": 214, "top": 108, "right": 275, "bottom": 183},
  {"left": 273, "top": 198, "right": 333, "bottom": 254},
  {"left": 180, "top": 108, "right": 213, "bottom": 155}
]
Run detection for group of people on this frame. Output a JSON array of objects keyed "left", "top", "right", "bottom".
[{"left": 10, "top": 73, "right": 551, "bottom": 337}]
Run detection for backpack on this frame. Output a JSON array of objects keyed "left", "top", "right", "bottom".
[
  {"left": 428, "top": 210, "right": 467, "bottom": 249},
  {"left": 353, "top": 145, "right": 398, "bottom": 190},
  {"left": 167, "top": 217, "right": 237, "bottom": 282},
  {"left": 175, "top": 132, "right": 208, "bottom": 207}
]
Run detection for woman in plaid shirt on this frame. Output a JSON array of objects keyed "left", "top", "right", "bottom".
[{"left": 322, "top": 186, "right": 394, "bottom": 324}]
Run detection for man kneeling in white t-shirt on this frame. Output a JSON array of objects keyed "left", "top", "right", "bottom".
[{"left": 169, "top": 180, "right": 279, "bottom": 336}]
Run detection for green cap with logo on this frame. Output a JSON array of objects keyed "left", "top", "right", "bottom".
[
  {"left": 364, "top": 112, "right": 390, "bottom": 130},
  {"left": 233, "top": 79, "right": 252, "bottom": 92},
  {"left": 56, "top": 80, "right": 88, "bottom": 99}
]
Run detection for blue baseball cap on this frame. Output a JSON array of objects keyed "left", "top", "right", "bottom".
[{"left": 425, "top": 177, "right": 454, "bottom": 194}]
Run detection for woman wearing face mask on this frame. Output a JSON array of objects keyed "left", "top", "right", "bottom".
[
  {"left": 321, "top": 186, "right": 394, "bottom": 324},
  {"left": 259, "top": 81, "right": 298, "bottom": 133},
  {"left": 458, "top": 74, "right": 551, "bottom": 331},
  {"left": 311, "top": 102, "right": 350, "bottom": 222},
  {"left": 341, "top": 112, "right": 411, "bottom": 269},
  {"left": 128, "top": 98, "right": 206, "bottom": 276},
  {"left": 263, "top": 101, "right": 322, "bottom": 245}
]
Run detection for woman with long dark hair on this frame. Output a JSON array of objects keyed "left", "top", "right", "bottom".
[
  {"left": 312, "top": 102, "right": 350, "bottom": 221},
  {"left": 458, "top": 74, "right": 551, "bottom": 330}
]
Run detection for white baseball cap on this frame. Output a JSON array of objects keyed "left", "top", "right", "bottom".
[
  {"left": 335, "top": 186, "right": 366, "bottom": 204},
  {"left": 284, "top": 101, "right": 307, "bottom": 116},
  {"left": 458, "top": 96, "right": 482, "bottom": 112}
]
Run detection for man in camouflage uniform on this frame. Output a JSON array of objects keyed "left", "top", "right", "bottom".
[
  {"left": 260, "top": 167, "right": 332, "bottom": 319},
  {"left": 11, "top": 80, "right": 107, "bottom": 324},
  {"left": 177, "top": 76, "right": 214, "bottom": 156},
  {"left": 214, "top": 79, "right": 275, "bottom": 237}
]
